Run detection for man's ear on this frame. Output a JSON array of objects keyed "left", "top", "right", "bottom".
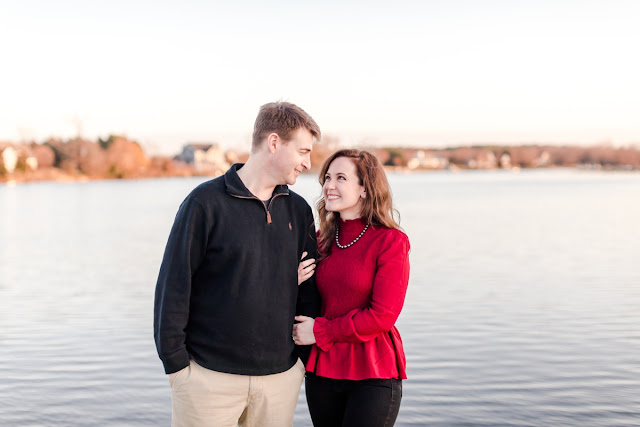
[{"left": 266, "top": 133, "right": 279, "bottom": 154}]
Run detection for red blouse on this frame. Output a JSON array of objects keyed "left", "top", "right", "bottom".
[{"left": 306, "top": 217, "right": 411, "bottom": 380}]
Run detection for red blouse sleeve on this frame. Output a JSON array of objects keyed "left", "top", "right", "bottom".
[{"left": 313, "top": 230, "right": 410, "bottom": 351}]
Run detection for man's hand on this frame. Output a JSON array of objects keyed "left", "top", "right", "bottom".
[
  {"left": 168, "top": 367, "right": 186, "bottom": 387},
  {"left": 297, "top": 252, "right": 316, "bottom": 285},
  {"left": 292, "top": 315, "right": 316, "bottom": 345}
]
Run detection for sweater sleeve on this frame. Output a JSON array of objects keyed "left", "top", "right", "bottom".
[
  {"left": 296, "top": 207, "right": 321, "bottom": 363},
  {"left": 296, "top": 206, "right": 320, "bottom": 318},
  {"left": 313, "top": 230, "right": 410, "bottom": 351},
  {"left": 153, "top": 196, "right": 210, "bottom": 374}
]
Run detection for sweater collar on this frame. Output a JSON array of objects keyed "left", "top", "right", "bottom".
[
  {"left": 224, "top": 163, "right": 290, "bottom": 199},
  {"left": 338, "top": 216, "right": 368, "bottom": 232}
]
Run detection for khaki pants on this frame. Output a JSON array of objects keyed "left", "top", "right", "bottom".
[{"left": 170, "top": 359, "right": 306, "bottom": 427}]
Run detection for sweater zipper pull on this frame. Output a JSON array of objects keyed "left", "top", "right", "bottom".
[{"left": 267, "top": 210, "right": 272, "bottom": 224}]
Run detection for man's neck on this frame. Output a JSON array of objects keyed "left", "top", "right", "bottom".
[{"left": 236, "top": 157, "right": 278, "bottom": 201}]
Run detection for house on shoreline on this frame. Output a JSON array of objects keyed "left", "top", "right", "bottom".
[
  {"left": 175, "top": 143, "right": 229, "bottom": 175},
  {"left": 1, "top": 144, "right": 18, "bottom": 174},
  {"left": 1, "top": 144, "right": 39, "bottom": 176}
]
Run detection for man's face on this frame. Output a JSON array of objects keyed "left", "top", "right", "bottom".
[{"left": 273, "top": 127, "right": 313, "bottom": 185}]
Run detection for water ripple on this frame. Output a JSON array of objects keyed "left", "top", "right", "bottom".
[{"left": 1, "top": 172, "right": 639, "bottom": 426}]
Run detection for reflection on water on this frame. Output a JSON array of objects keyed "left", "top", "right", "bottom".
[{"left": 1, "top": 170, "right": 639, "bottom": 426}]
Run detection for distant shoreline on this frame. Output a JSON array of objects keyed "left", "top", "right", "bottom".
[
  {"left": 3, "top": 165, "right": 639, "bottom": 187},
  {"left": 2, "top": 137, "right": 639, "bottom": 184}
]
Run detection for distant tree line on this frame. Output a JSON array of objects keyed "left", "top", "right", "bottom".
[
  {"left": 44, "top": 135, "right": 149, "bottom": 178},
  {"left": 372, "top": 144, "right": 640, "bottom": 170},
  {"left": 2, "top": 137, "right": 639, "bottom": 183},
  {"left": 1, "top": 135, "right": 252, "bottom": 182}
]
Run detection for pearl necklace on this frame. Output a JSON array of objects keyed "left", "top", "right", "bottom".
[{"left": 335, "top": 223, "right": 369, "bottom": 249}]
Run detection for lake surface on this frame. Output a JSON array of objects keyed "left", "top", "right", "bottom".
[{"left": 1, "top": 169, "right": 639, "bottom": 426}]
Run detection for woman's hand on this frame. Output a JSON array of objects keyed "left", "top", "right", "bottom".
[
  {"left": 297, "top": 251, "right": 316, "bottom": 285},
  {"left": 292, "top": 315, "right": 316, "bottom": 345}
]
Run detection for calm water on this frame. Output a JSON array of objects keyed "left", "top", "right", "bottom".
[{"left": 1, "top": 169, "right": 639, "bottom": 426}]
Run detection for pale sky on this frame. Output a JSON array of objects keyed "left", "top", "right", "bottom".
[{"left": 1, "top": 0, "right": 639, "bottom": 155}]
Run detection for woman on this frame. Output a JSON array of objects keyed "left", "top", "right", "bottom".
[{"left": 293, "top": 149, "right": 410, "bottom": 427}]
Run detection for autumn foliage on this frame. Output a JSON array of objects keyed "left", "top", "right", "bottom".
[
  {"left": 383, "top": 144, "right": 640, "bottom": 170},
  {"left": 2, "top": 137, "right": 640, "bottom": 184}
]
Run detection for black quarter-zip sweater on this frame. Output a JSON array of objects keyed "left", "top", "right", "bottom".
[{"left": 154, "top": 164, "right": 319, "bottom": 375}]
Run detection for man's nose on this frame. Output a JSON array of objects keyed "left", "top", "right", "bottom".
[{"left": 302, "top": 154, "right": 311, "bottom": 170}]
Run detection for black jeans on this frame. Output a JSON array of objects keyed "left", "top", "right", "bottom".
[{"left": 305, "top": 373, "right": 402, "bottom": 427}]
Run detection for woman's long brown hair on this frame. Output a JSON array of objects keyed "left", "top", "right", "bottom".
[{"left": 316, "top": 149, "right": 400, "bottom": 259}]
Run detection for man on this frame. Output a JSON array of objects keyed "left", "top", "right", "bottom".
[{"left": 154, "top": 102, "right": 321, "bottom": 426}]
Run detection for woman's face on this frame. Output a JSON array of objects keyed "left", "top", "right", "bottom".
[{"left": 323, "top": 156, "right": 366, "bottom": 220}]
